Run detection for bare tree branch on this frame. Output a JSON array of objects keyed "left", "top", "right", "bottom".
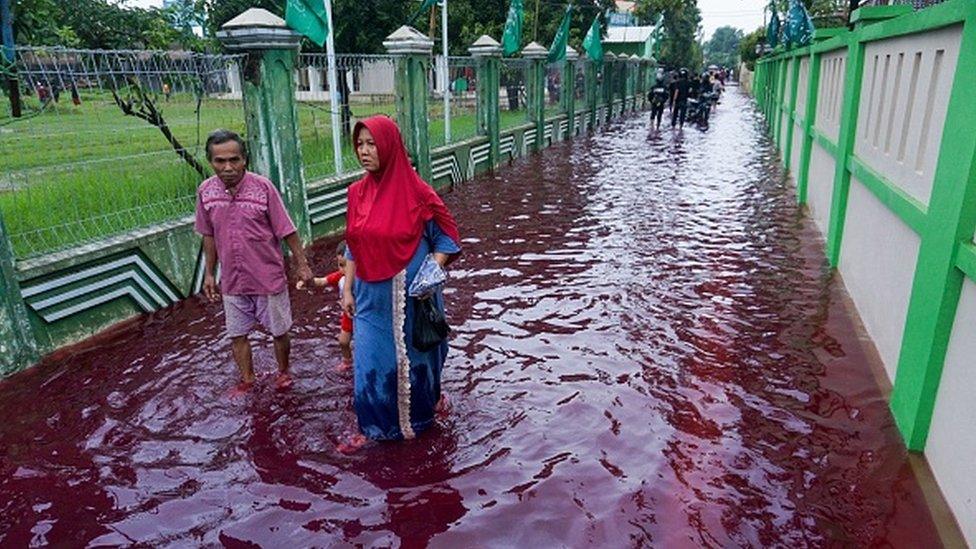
[{"left": 110, "top": 77, "right": 209, "bottom": 180}]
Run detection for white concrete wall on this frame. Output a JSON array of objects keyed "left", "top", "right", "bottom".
[
  {"left": 838, "top": 178, "right": 920, "bottom": 381},
  {"left": 815, "top": 49, "right": 848, "bottom": 143},
  {"left": 807, "top": 141, "right": 835, "bottom": 235},
  {"left": 854, "top": 25, "right": 963, "bottom": 206},
  {"left": 795, "top": 57, "right": 810, "bottom": 121},
  {"left": 927, "top": 278, "right": 976, "bottom": 548},
  {"left": 790, "top": 121, "right": 803, "bottom": 186}
]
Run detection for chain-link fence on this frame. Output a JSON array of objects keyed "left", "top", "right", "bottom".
[
  {"left": 0, "top": 46, "right": 244, "bottom": 259},
  {"left": 574, "top": 61, "right": 586, "bottom": 103},
  {"left": 297, "top": 53, "right": 397, "bottom": 181},
  {"left": 427, "top": 56, "right": 478, "bottom": 149},
  {"left": 545, "top": 61, "right": 563, "bottom": 117},
  {"left": 500, "top": 58, "right": 527, "bottom": 130}
]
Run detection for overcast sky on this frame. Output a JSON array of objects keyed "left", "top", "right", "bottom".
[{"left": 123, "top": 0, "right": 769, "bottom": 41}]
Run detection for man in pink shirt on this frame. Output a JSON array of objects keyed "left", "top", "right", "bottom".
[{"left": 195, "top": 129, "right": 313, "bottom": 392}]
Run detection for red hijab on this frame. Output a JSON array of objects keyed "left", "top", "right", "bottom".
[{"left": 345, "top": 116, "right": 460, "bottom": 282}]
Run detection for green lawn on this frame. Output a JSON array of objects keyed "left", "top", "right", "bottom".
[{"left": 0, "top": 90, "right": 536, "bottom": 258}]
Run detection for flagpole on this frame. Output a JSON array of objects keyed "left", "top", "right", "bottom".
[
  {"left": 324, "top": 0, "right": 343, "bottom": 174},
  {"left": 441, "top": 0, "right": 450, "bottom": 143}
]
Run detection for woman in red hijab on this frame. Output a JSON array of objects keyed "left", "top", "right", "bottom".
[{"left": 339, "top": 116, "right": 461, "bottom": 449}]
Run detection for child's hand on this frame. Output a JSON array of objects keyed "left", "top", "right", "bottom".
[{"left": 296, "top": 279, "right": 307, "bottom": 290}]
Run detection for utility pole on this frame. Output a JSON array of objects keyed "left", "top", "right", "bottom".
[{"left": 1, "top": 0, "right": 20, "bottom": 118}]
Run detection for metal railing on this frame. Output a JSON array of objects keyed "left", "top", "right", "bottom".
[
  {"left": 0, "top": 46, "right": 244, "bottom": 259},
  {"left": 500, "top": 58, "right": 527, "bottom": 129},
  {"left": 296, "top": 53, "right": 397, "bottom": 180}
]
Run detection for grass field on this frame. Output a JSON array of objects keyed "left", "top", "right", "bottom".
[{"left": 0, "top": 90, "right": 538, "bottom": 258}]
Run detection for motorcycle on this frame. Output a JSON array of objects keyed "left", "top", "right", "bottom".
[{"left": 686, "top": 92, "right": 719, "bottom": 129}]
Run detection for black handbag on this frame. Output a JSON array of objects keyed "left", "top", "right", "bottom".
[{"left": 412, "top": 297, "right": 449, "bottom": 351}]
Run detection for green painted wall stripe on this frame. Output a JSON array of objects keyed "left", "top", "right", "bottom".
[
  {"left": 783, "top": 58, "right": 801, "bottom": 171},
  {"left": 847, "top": 156, "right": 928, "bottom": 234},
  {"left": 810, "top": 129, "right": 838, "bottom": 156},
  {"left": 956, "top": 242, "right": 976, "bottom": 282},
  {"left": 891, "top": 12, "right": 976, "bottom": 451},
  {"left": 824, "top": 37, "right": 865, "bottom": 267},
  {"left": 857, "top": 0, "right": 969, "bottom": 43},
  {"left": 796, "top": 51, "right": 822, "bottom": 205}
]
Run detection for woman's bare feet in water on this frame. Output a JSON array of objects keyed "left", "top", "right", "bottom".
[
  {"left": 435, "top": 394, "right": 450, "bottom": 417},
  {"left": 337, "top": 433, "right": 367, "bottom": 454},
  {"left": 335, "top": 359, "right": 353, "bottom": 373}
]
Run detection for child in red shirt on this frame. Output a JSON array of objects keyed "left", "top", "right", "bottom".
[{"left": 299, "top": 241, "right": 353, "bottom": 371}]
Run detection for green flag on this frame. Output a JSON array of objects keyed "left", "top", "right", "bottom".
[
  {"left": 285, "top": 0, "right": 329, "bottom": 47},
  {"left": 582, "top": 15, "right": 603, "bottom": 63},
  {"left": 501, "top": 0, "right": 524, "bottom": 56},
  {"left": 408, "top": 0, "right": 440, "bottom": 26},
  {"left": 784, "top": 0, "right": 814, "bottom": 47},
  {"left": 766, "top": 2, "right": 780, "bottom": 49},
  {"left": 547, "top": 5, "right": 573, "bottom": 63}
]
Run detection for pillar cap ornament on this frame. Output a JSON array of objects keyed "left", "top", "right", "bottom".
[
  {"left": 522, "top": 42, "right": 548, "bottom": 59},
  {"left": 217, "top": 8, "right": 300, "bottom": 50},
  {"left": 384, "top": 25, "right": 435, "bottom": 55},
  {"left": 469, "top": 35, "right": 503, "bottom": 57},
  {"left": 565, "top": 45, "right": 580, "bottom": 61}
]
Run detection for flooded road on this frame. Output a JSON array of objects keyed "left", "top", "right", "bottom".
[{"left": 0, "top": 91, "right": 943, "bottom": 547}]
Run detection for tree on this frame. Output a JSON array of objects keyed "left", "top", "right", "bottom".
[
  {"left": 633, "top": 0, "right": 702, "bottom": 70},
  {"left": 13, "top": 0, "right": 196, "bottom": 49},
  {"left": 738, "top": 27, "right": 764, "bottom": 71},
  {"left": 703, "top": 25, "right": 742, "bottom": 69}
]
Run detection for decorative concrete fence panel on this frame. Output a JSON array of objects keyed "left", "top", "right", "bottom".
[
  {"left": 854, "top": 24, "right": 963, "bottom": 206},
  {"left": 814, "top": 50, "right": 847, "bottom": 142}
]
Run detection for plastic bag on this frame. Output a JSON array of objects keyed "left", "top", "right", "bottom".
[
  {"left": 412, "top": 297, "right": 449, "bottom": 351},
  {"left": 408, "top": 254, "right": 447, "bottom": 299}
]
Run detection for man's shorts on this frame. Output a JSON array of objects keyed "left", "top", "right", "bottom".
[{"left": 223, "top": 290, "right": 292, "bottom": 338}]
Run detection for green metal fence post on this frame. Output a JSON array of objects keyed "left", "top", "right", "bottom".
[
  {"left": 522, "top": 41, "right": 547, "bottom": 152},
  {"left": 783, "top": 55, "right": 801, "bottom": 172},
  {"left": 603, "top": 53, "right": 616, "bottom": 122},
  {"left": 384, "top": 26, "right": 435, "bottom": 182},
  {"left": 796, "top": 49, "right": 821, "bottom": 205},
  {"left": 586, "top": 59, "right": 598, "bottom": 131},
  {"left": 217, "top": 9, "right": 311, "bottom": 243},
  {"left": 628, "top": 55, "right": 639, "bottom": 110},
  {"left": 470, "top": 35, "right": 502, "bottom": 169},
  {"left": 891, "top": 10, "right": 976, "bottom": 451},
  {"left": 562, "top": 46, "right": 579, "bottom": 137},
  {"left": 616, "top": 53, "right": 630, "bottom": 116},
  {"left": 0, "top": 212, "right": 38, "bottom": 376}
]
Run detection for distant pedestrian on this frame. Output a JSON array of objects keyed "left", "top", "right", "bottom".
[
  {"left": 70, "top": 83, "right": 81, "bottom": 106},
  {"left": 648, "top": 81, "right": 669, "bottom": 131},
  {"left": 670, "top": 69, "right": 693, "bottom": 129},
  {"left": 162, "top": 82, "right": 172, "bottom": 102}
]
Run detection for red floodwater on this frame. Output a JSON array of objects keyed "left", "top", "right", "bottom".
[{"left": 0, "top": 91, "right": 943, "bottom": 547}]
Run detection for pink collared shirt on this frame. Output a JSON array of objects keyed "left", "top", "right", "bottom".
[{"left": 194, "top": 172, "right": 297, "bottom": 296}]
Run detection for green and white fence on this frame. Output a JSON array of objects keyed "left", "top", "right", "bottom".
[
  {"left": 0, "top": 15, "right": 655, "bottom": 380},
  {"left": 752, "top": 1, "right": 976, "bottom": 543}
]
